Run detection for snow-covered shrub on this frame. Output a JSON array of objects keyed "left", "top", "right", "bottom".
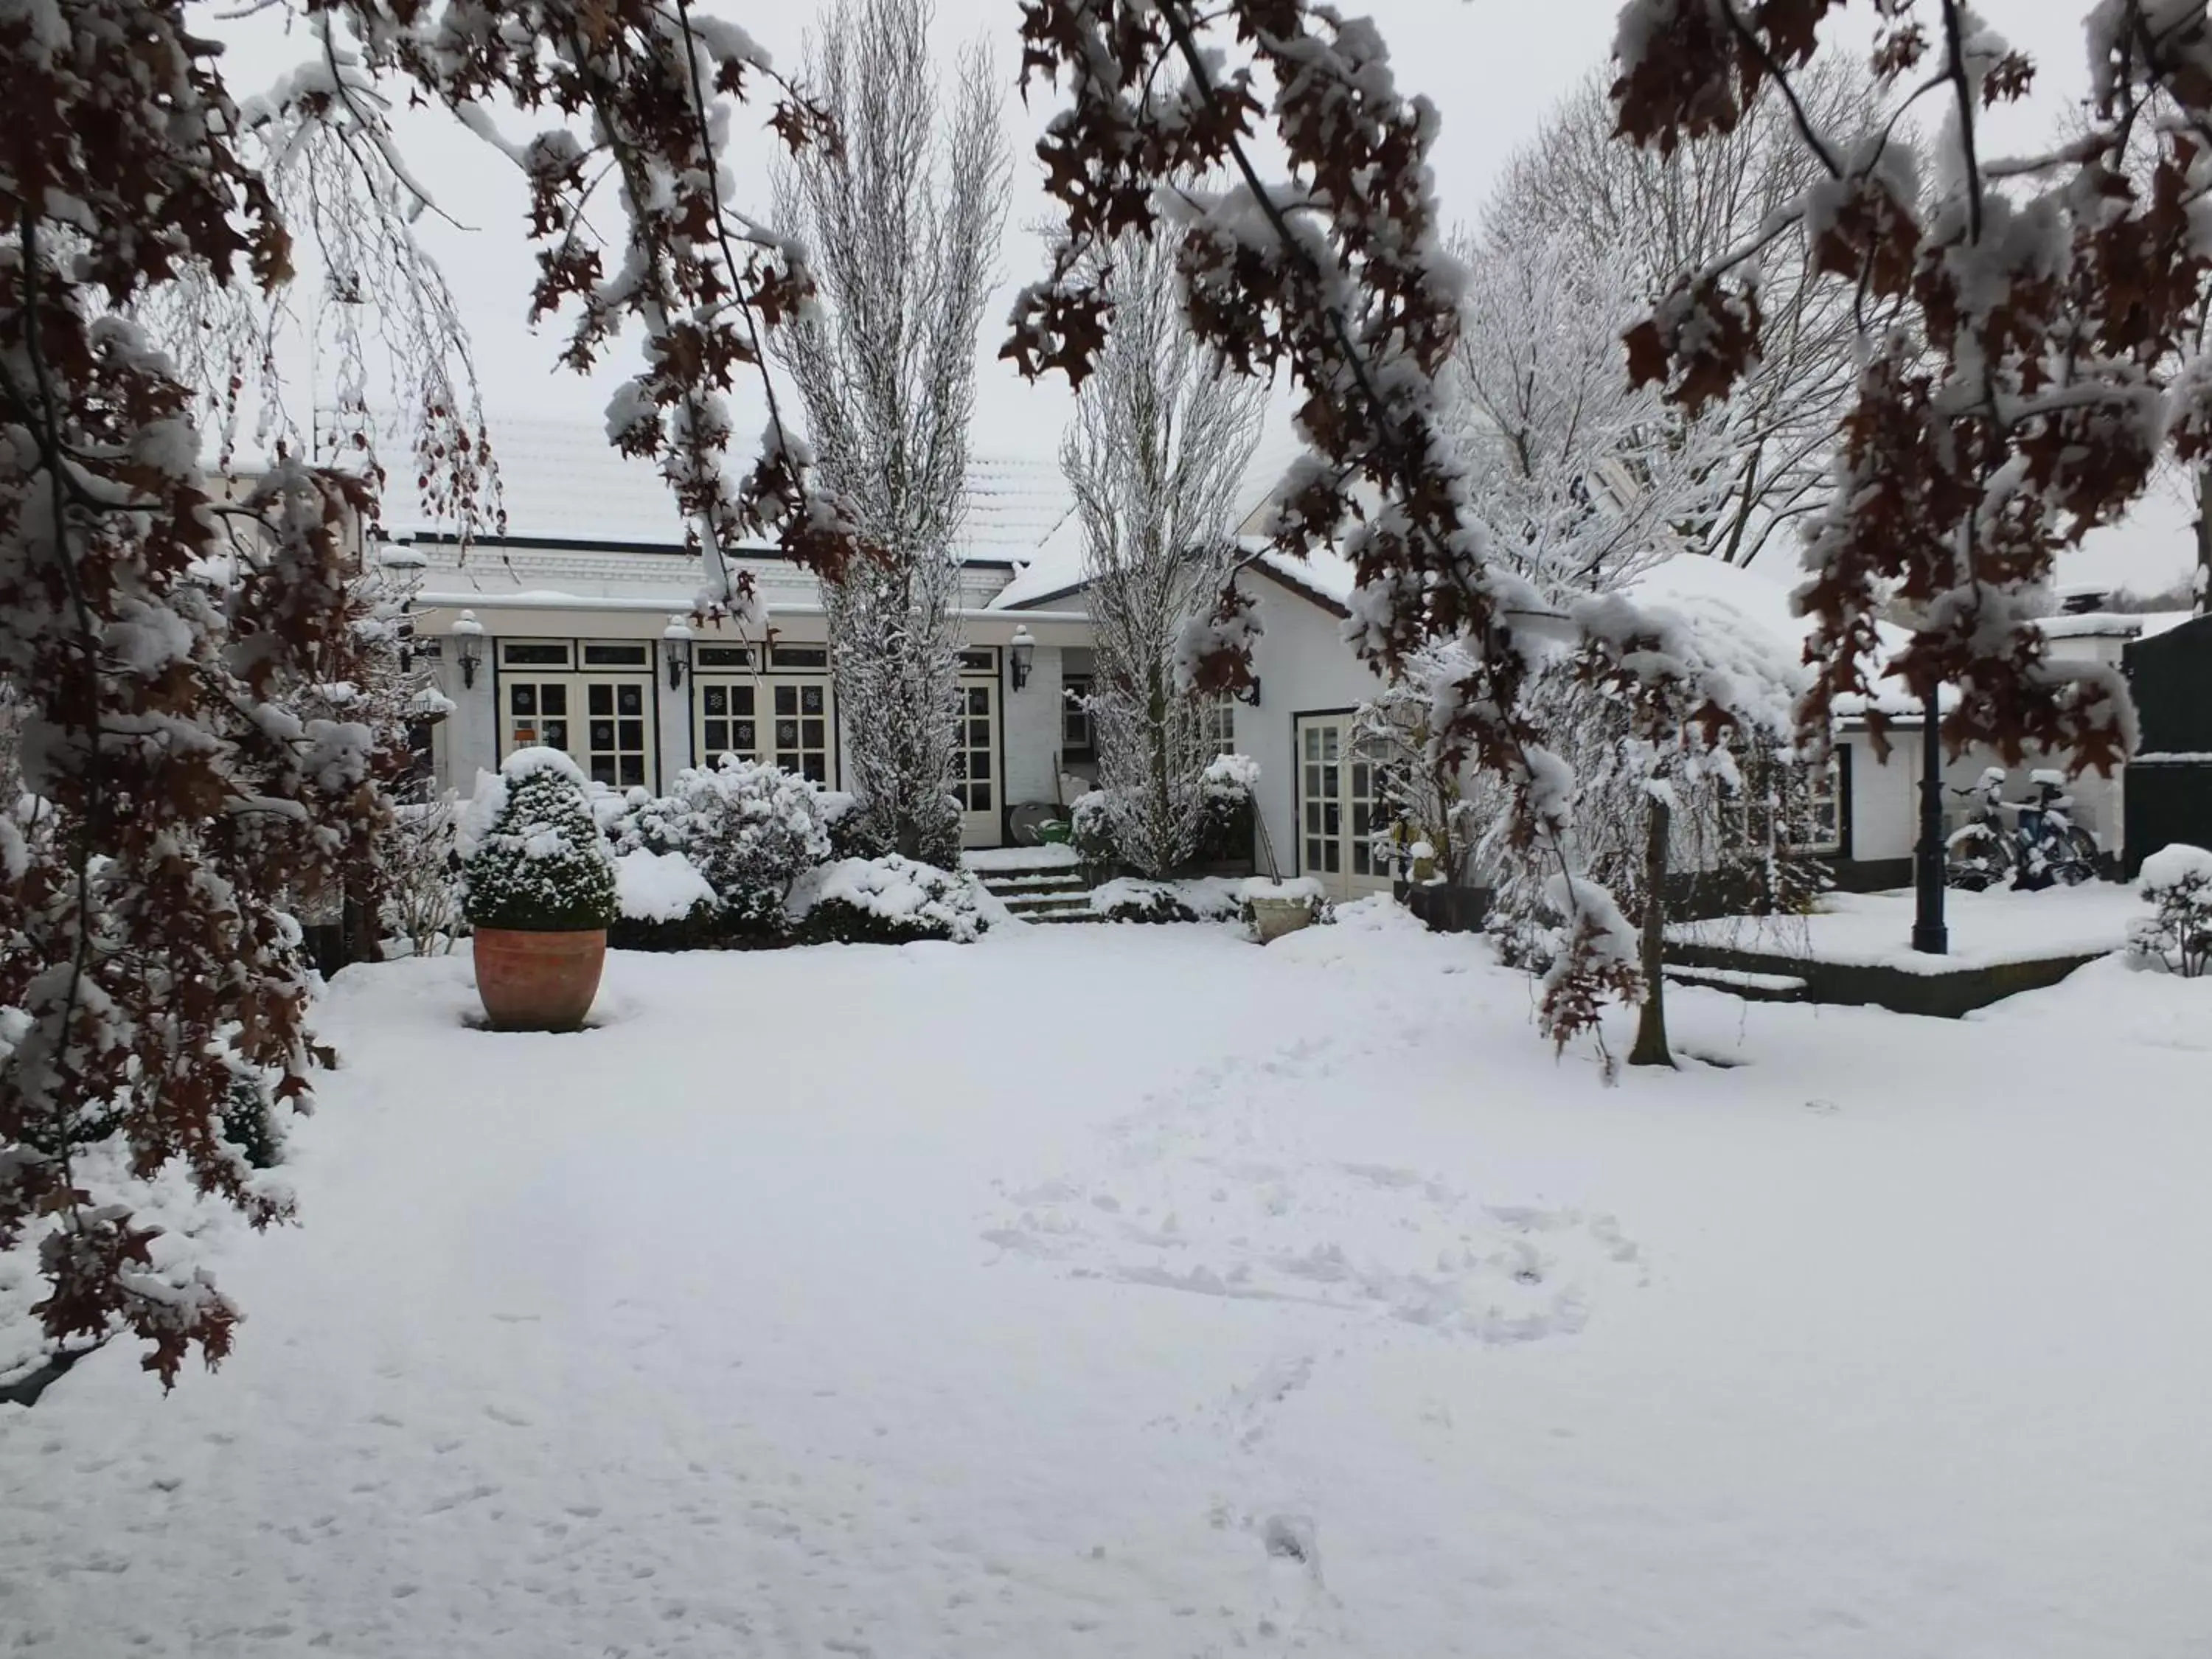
[
  {"left": 462, "top": 748, "right": 619, "bottom": 932},
  {"left": 605, "top": 785, "right": 703, "bottom": 858},
  {"left": 1194, "top": 752, "right": 1259, "bottom": 866},
  {"left": 609, "top": 847, "right": 724, "bottom": 951},
  {"left": 674, "top": 757, "right": 834, "bottom": 934},
  {"left": 788, "top": 855, "right": 998, "bottom": 945},
  {"left": 381, "top": 790, "right": 463, "bottom": 956},
  {"left": 219, "top": 1074, "right": 286, "bottom": 1172},
  {"left": 1090, "top": 875, "right": 1245, "bottom": 923},
  {"left": 2129, "top": 844, "right": 2212, "bottom": 978},
  {"left": 1070, "top": 788, "right": 1118, "bottom": 871},
  {"left": 819, "top": 789, "right": 880, "bottom": 860}
]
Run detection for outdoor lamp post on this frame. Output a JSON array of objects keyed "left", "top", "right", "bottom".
[
  {"left": 451, "top": 608, "right": 485, "bottom": 690},
  {"left": 1912, "top": 684, "right": 1949, "bottom": 955},
  {"left": 663, "top": 616, "right": 694, "bottom": 689},
  {"left": 1009, "top": 625, "right": 1035, "bottom": 691}
]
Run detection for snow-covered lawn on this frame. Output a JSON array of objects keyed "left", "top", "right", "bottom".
[{"left": 5, "top": 904, "right": 2208, "bottom": 1657}]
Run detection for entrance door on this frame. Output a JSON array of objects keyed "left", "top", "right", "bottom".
[
  {"left": 1295, "top": 712, "right": 1392, "bottom": 902},
  {"left": 950, "top": 672, "right": 1000, "bottom": 847},
  {"left": 697, "top": 676, "right": 835, "bottom": 784},
  {"left": 504, "top": 676, "right": 651, "bottom": 789}
]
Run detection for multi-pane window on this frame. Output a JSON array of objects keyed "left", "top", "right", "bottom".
[
  {"left": 497, "top": 639, "right": 654, "bottom": 790},
  {"left": 1792, "top": 754, "right": 1845, "bottom": 854},
  {"left": 1200, "top": 691, "right": 1237, "bottom": 757},
  {"left": 697, "top": 675, "right": 832, "bottom": 783},
  {"left": 1062, "top": 676, "right": 1094, "bottom": 761},
  {"left": 584, "top": 681, "right": 650, "bottom": 788},
  {"left": 950, "top": 684, "right": 994, "bottom": 815}
]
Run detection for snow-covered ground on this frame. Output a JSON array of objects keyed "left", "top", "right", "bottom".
[
  {"left": 4, "top": 903, "right": 2208, "bottom": 1657},
  {"left": 1674, "top": 880, "right": 2141, "bottom": 970}
]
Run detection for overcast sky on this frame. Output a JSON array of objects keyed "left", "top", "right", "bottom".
[{"left": 214, "top": 0, "right": 2194, "bottom": 594}]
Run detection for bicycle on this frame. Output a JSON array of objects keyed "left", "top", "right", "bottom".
[{"left": 1944, "top": 769, "right": 2099, "bottom": 891}]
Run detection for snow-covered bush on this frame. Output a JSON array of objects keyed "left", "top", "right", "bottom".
[
  {"left": 788, "top": 855, "right": 998, "bottom": 945},
  {"left": 462, "top": 749, "right": 619, "bottom": 933},
  {"left": 609, "top": 848, "right": 724, "bottom": 952},
  {"left": 1195, "top": 752, "right": 1259, "bottom": 866},
  {"left": 1091, "top": 875, "right": 1245, "bottom": 923},
  {"left": 381, "top": 791, "right": 463, "bottom": 956},
  {"left": 672, "top": 757, "right": 834, "bottom": 934},
  {"left": 605, "top": 785, "right": 703, "bottom": 858},
  {"left": 2129, "top": 844, "right": 2212, "bottom": 978},
  {"left": 1070, "top": 789, "right": 1118, "bottom": 871}
]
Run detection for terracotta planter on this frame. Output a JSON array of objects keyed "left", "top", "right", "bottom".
[{"left": 472, "top": 927, "right": 607, "bottom": 1031}]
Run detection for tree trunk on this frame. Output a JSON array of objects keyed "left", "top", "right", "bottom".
[{"left": 1629, "top": 793, "right": 1675, "bottom": 1069}]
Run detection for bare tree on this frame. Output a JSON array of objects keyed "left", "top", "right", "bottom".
[
  {"left": 1063, "top": 229, "right": 1263, "bottom": 877},
  {"left": 1493, "top": 64, "right": 1874, "bottom": 568},
  {"left": 772, "top": 0, "right": 1009, "bottom": 867},
  {"left": 1446, "top": 225, "right": 1729, "bottom": 602}
]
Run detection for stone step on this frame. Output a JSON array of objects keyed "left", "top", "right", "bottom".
[
  {"left": 981, "top": 875, "right": 1091, "bottom": 899},
  {"left": 1001, "top": 892, "right": 1095, "bottom": 916}
]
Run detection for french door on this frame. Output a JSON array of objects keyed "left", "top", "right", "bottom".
[
  {"left": 695, "top": 676, "right": 834, "bottom": 784},
  {"left": 950, "top": 671, "right": 1001, "bottom": 847},
  {"left": 1294, "top": 713, "right": 1392, "bottom": 902},
  {"left": 502, "top": 676, "right": 653, "bottom": 790}
]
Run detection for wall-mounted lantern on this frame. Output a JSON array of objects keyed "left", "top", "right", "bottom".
[
  {"left": 1009, "top": 625, "right": 1036, "bottom": 692},
  {"left": 664, "top": 616, "right": 695, "bottom": 689},
  {"left": 1234, "top": 677, "right": 1262, "bottom": 709},
  {"left": 451, "top": 608, "right": 485, "bottom": 690}
]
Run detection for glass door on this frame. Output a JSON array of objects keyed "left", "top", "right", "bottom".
[
  {"left": 1295, "top": 713, "right": 1391, "bottom": 902},
  {"left": 696, "top": 675, "right": 834, "bottom": 785},
  {"left": 950, "top": 674, "right": 999, "bottom": 847}
]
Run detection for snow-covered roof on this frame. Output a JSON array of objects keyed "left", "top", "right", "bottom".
[{"left": 369, "top": 412, "right": 1071, "bottom": 565}]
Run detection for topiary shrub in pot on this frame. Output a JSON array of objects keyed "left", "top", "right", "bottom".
[{"left": 463, "top": 747, "right": 619, "bottom": 1029}]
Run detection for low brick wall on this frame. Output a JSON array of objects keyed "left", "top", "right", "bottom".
[{"left": 1663, "top": 942, "right": 2107, "bottom": 1018}]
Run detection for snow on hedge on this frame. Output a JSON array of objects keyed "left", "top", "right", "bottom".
[
  {"left": 2138, "top": 842, "right": 2212, "bottom": 893},
  {"left": 787, "top": 855, "right": 1005, "bottom": 943},
  {"left": 614, "top": 849, "right": 717, "bottom": 923}
]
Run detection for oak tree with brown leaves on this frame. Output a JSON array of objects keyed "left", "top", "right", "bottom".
[{"left": 2, "top": 0, "right": 858, "bottom": 1394}]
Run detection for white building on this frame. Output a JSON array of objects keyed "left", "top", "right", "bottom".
[{"left": 404, "top": 418, "right": 2164, "bottom": 902}]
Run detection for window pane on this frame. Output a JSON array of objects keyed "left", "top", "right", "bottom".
[
  {"left": 775, "top": 685, "right": 797, "bottom": 715},
  {"left": 971, "top": 783, "right": 991, "bottom": 811},
  {"left": 801, "top": 686, "right": 824, "bottom": 715},
  {"left": 733, "top": 686, "right": 754, "bottom": 715},
  {"left": 802, "top": 757, "right": 826, "bottom": 783},
  {"left": 619, "top": 756, "right": 644, "bottom": 787},
  {"left": 734, "top": 720, "right": 755, "bottom": 748},
  {"left": 703, "top": 685, "right": 727, "bottom": 715},
  {"left": 771, "top": 645, "right": 829, "bottom": 669},
  {"left": 970, "top": 751, "right": 990, "bottom": 781},
  {"left": 543, "top": 720, "right": 567, "bottom": 748},
  {"left": 777, "top": 719, "right": 799, "bottom": 746},
  {"left": 1307, "top": 839, "right": 1324, "bottom": 869},
  {"left": 590, "top": 756, "right": 616, "bottom": 785},
  {"left": 695, "top": 645, "right": 751, "bottom": 668},
  {"left": 704, "top": 720, "right": 728, "bottom": 752},
  {"left": 542, "top": 685, "right": 567, "bottom": 714},
  {"left": 801, "top": 719, "right": 824, "bottom": 747},
  {"left": 501, "top": 641, "right": 569, "bottom": 666},
  {"left": 584, "top": 643, "right": 648, "bottom": 667},
  {"left": 775, "top": 751, "right": 797, "bottom": 771},
  {"left": 617, "top": 684, "right": 642, "bottom": 716},
  {"left": 618, "top": 720, "right": 644, "bottom": 750},
  {"left": 591, "top": 720, "right": 615, "bottom": 748},
  {"left": 1323, "top": 841, "right": 1339, "bottom": 872},
  {"left": 968, "top": 687, "right": 988, "bottom": 714},
  {"left": 1353, "top": 845, "right": 1371, "bottom": 875},
  {"left": 588, "top": 684, "right": 612, "bottom": 716},
  {"left": 510, "top": 685, "right": 538, "bottom": 715},
  {"left": 969, "top": 719, "right": 990, "bottom": 746}
]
